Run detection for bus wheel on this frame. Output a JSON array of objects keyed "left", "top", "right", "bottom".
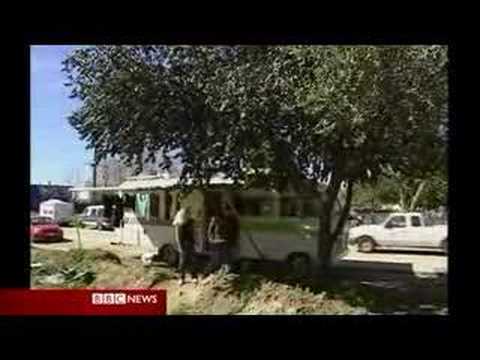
[
  {"left": 160, "top": 245, "right": 179, "bottom": 268},
  {"left": 358, "top": 236, "right": 375, "bottom": 253},
  {"left": 238, "top": 260, "right": 253, "bottom": 273},
  {"left": 287, "top": 254, "right": 311, "bottom": 279}
]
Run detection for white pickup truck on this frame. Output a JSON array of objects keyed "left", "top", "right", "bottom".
[{"left": 348, "top": 212, "right": 448, "bottom": 254}]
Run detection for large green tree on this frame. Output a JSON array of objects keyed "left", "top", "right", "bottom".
[
  {"left": 279, "top": 46, "right": 447, "bottom": 266},
  {"left": 352, "top": 171, "right": 448, "bottom": 211},
  {"left": 63, "top": 45, "right": 447, "bottom": 269}
]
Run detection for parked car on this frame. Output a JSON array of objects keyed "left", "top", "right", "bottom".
[
  {"left": 77, "top": 205, "right": 114, "bottom": 231},
  {"left": 30, "top": 216, "right": 63, "bottom": 242},
  {"left": 348, "top": 212, "right": 448, "bottom": 254}
]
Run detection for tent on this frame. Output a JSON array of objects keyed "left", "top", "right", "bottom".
[{"left": 39, "top": 199, "right": 74, "bottom": 224}]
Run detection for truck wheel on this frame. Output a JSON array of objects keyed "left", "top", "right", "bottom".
[
  {"left": 442, "top": 239, "right": 448, "bottom": 255},
  {"left": 160, "top": 245, "right": 179, "bottom": 268},
  {"left": 358, "top": 236, "right": 375, "bottom": 253},
  {"left": 287, "top": 253, "right": 311, "bottom": 279}
]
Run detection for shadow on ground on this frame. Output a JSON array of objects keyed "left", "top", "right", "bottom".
[
  {"left": 226, "top": 260, "right": 448, "bottom": 315},
  {"left": 127, "top": 253, "right": 447, "bottom": 314},
  {"left": 32, "top": 238, "right": 73, "bottom": 244},
  {"left": 369, "top": 249, "right": 447, "bottom": 257}
]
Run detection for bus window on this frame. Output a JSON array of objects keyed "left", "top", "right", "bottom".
[
  {"left": 233, "top": 195, "right": 245, "bottom": 216},
  {"left": 165, "top": 192, "right": 172, "bottom": 221},
  {"left": 249, "top": 200, "right": 261, "bottom": 216},
  {"left": 303, "top": 200, "right": 316, "bottom": 217},
  {"left": 150, "top": 193, "right": 159, "bottom": 219},
  {"left": 260, "top": 201, "right": 274, "bottom": 216}
]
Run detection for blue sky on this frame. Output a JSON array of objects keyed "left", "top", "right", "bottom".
[{"left": 31, "top": 45, "right": 93, "bottom": 185}]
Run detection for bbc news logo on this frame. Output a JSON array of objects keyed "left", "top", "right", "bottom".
[{"left": 91, "top": 292, "right": 158, "bottom": 305}]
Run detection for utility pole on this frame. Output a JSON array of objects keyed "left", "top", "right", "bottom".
[
  {"left": 92, "top": 147, "right": 97, "bottom": 188},
  {"left": 87, "top": 148, "right": 98, "bottom": 188}
]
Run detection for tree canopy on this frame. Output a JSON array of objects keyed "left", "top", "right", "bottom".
[{"left": 63, "top": 45, "right": 448, "bottom": 267}]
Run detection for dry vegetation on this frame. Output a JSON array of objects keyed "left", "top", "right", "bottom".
[{"left": 31, "top": 248, "right": 446, "bottom": 315}]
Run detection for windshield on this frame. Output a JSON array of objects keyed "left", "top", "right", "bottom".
[
  {"left": 31, "top": 217, "right": 54, "bottom": 225},
  {"left": 82, "top": 207, "right": 103, "bottom": 217}
]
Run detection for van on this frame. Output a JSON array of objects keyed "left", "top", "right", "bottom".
[{"left": 78, "top": 205, "right": 114, "bottom": 230}]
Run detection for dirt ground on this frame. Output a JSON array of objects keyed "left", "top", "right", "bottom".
[
  {"left": 30, "top": 244, "right": 448, "bottom": 315},
  {"left": 341, "top": 245, "right": 448, "bottom": 275},
  {"left": 32, "top": 227, "right": 144, "bottom": 259}
]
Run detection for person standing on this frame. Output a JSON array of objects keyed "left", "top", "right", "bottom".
[
  {"left": 223, "top": 202, "right": 240, "bottom": 269},
  {"left": 207, "top": 207, "right": 228, "bottom": 273},
  {"left": 207, "top": 202, "right": 239, "bottom": 273},
  {"left": 173, "top": 207, "right": 198, "bottom": 286}
]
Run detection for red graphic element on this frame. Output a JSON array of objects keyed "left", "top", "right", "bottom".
[{"left": 0, "top": 289, "right": 167, "bottom": 315}]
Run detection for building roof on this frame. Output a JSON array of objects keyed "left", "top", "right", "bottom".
[
  {"left": 70, "top": 175, "right": 235, "bottom": 193},
  {"left": 31, "top": 184, "right": 73, "bottom": 188},
  {"left": 40, "top": 199, "right": 71, "bottom": 205}
]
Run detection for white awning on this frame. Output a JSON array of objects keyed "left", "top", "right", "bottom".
[
  {"left": 118, "top": 175, "right": 235, "bottom": 192},
  {"left": 118, "top": 177, "right": 179, "bottom": 191},
  {"left": 69, "top": 175, "right": 236, "bottom": 194},
  {"left": 69, "top": 186, "right": 121, "bottom": 193}
]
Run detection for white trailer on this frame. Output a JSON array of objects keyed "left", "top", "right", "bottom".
[{"left": 39, "top": 199, "right": 74, "bottom": 225}]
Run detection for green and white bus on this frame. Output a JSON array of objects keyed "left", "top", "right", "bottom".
[{"left": 116, "top": 175, "right": 350, "bottom": 274}]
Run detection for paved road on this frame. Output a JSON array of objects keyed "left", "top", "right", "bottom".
[{"left": 337, "top": 245, "right": 448, "bottom": 275}]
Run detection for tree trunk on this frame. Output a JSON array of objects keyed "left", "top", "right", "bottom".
[
  {"left": 409, "top": 180, "right": 426, "bottom": 211},
  {"left": 317, "top": 174, "right": 342, "bottom": 272},
  {"left": 318, "top": 216, "right": 332, "bottom": 271},
  {"left": 399, "top": 187, "right": 406, "bottom": 211},
  {"left": 316, "top": 177, "right": 354, "bottom": 273},
  {"left": 332, "top": 181, "right": 354, "bottom": 240}
]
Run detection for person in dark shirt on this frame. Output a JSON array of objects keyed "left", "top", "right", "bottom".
[
  {"left": 207, "top": 202, "right": 239, "bottom": 273},
  {"left": 173, "top": 207, "right": 198, "bottom": 285},
  {"left": 223, "top": 202, "right": 240, "bottom": 262}
]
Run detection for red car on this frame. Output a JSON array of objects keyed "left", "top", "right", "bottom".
[{"left": 30, "top": 216, "right": 63, "bottom": 242}]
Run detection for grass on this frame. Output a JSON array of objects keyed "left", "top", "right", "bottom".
[
  {"left": 31, "top": 248, "right": 110, "bottom": 288},
  {"left": 31, "top": 248, "right": 175, "bottom": 289},
  {"left": 169, "top": 301, "right": 200, "bottom": 315}
]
